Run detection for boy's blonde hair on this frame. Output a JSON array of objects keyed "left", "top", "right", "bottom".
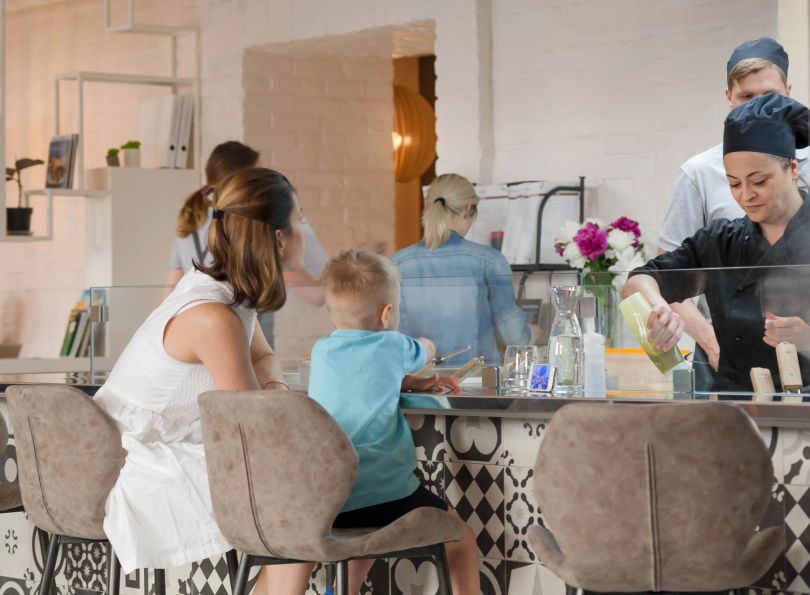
[
  {"left": 321, "top": 249, "right": 401, "bottom": 328},
  {"left": 727, "top": 57, "right": 787, "bottom": 90}
]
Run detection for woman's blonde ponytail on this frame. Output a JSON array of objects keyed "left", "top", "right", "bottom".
[{"left": 421, "top": 174, "right": 478, "bottom": 249}]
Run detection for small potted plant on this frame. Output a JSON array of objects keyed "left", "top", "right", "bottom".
[
  {"left": 120, "top": 140, "right": 141, "bottom": 168},
  {"left": 6, "top": 157, "right": 44, "bottom": 235},
  {"left": 106, "top": 148, "right": 120, "bottom": 167}
]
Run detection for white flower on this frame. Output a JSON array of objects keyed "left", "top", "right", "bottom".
[
  {"left": 607, "top": 229, "right": 635, "bottom": 253},
  {"left": 556, "top": 220, "right": 581, "bottom": 244},
  {"left": 584, "top": 217, "right": 605, "bottom": 228},
  {"left": 563, "top": 242, "right": 587, "bottom": 269},
  {"left": 608, "top": 247, "right": 646, "bottom": 290},
  {"left": 640, "top": 234, "right": 656, "bottom": 260}
]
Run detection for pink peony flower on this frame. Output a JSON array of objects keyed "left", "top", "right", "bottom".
[
  {"left": 573, "top": 223, "right": 608, "bottom": 261},
  {"left": 554, "top": 243, "right": 565, "bottom": 256},
  {"left": 609, "top": 216, "right": 641, "bottom": 238}
]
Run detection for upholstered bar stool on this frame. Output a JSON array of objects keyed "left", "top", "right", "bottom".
[
  {"left": 5, "top": 385, "right": 167, "bottom": 595},
  {"left": 198, "top": 389, "right": 465, "bottom": 595},
  {"left": 529, "top": 402, "right": 783, "bottom": 594}
]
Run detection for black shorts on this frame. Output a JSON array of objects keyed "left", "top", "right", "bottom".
[{"left": 332, "top": 485, "right": 449, "bottom": 529}]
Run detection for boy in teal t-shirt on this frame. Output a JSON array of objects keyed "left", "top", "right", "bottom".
[{"left": 309, "top": 249, "right": 479, "bottom": 594}]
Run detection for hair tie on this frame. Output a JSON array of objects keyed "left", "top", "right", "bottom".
[
  {"left": 201, "top": 184, "right": 214, "bottom": 197},
  {"left": 212, "top": 209, "right": 225, "bottom": 220},
  {"left": 434, "top": 197, "right": 447, "bottom": 206}
]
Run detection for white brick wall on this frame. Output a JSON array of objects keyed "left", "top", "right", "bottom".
[
  {"left": 490, "top": 0, "right": 778, "bottom": 241},
  {"left": 0, "top": 0, "right": 788, "bottom": 360}
]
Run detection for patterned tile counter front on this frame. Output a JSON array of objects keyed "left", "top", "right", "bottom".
[{"left": 0, "top": 393, "right": 808, "bottom": 595}]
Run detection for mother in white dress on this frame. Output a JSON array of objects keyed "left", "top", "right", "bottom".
[{"left": 94, "top": 167, "right": 310, "bottom": 591}]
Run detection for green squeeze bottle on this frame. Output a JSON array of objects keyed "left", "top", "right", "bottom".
[{"left": 619, "top": 292, "right": 684, "bottom": 377}]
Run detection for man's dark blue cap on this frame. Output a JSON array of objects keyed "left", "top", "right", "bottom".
[
  {"left": 727, "top": 37, "right": 789, "bottom": 77},
  {"left": 724, "top": 93, "right": 809, "bottom": 157}
]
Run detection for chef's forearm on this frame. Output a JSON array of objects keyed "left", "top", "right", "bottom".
[{"left": 621, "top": 274, "right": 668, "bottom": 309}]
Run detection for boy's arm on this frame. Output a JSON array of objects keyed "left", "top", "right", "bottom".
[{"left": 417, "top": 338, "right": 436, "bottom": 364}]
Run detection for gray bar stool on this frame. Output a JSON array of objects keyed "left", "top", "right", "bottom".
[
  {"left": 5, "top": 385, "right": 167, "bottom": 595},
  {"left": 529, "top": 402, "right": 783, "bottom": 594},
  {"left": 198, "top": 389, "right": 465, "bottom": 595}
]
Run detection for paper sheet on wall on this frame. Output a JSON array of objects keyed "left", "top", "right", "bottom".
[
  {"left": 466, "top": 198, "right": 509, "bottom": 248},
  {"left": 500, "top": 194, "right": 580, "bottom": 265}
]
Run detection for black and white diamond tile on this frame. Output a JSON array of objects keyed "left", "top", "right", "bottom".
[
  {"left": 408, "top": 415, "right": 447, "bottom": 463},
  {"left": 499, "top": 420, "right": 546, "bottom": 469},
  {"left": 503, "top": 467, "right": 542, "bottom": 563},
  {"left": 504, "top": 560, "right": 565, "bottom": 595},
  {"left": 415, "top": 461, "right": 444, "bottom": 499},
  {"left": 782, "top": 484, "right": 810, "bottom": 592},
  {"left": 444, "top": 463, "right": 505, "bottom": 560},
  {"left": 783, "top": 429, "right": 810, "bottom": 485},
  {"left": 191, "top": 557, "right": 230, "bottom": 595},
  {"left": 446, "top": 417, "right": 502, "bottom": 465}
]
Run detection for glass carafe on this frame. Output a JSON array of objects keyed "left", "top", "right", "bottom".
[{"left": 548, "top": 285, "right": 584, "bottom": 395}]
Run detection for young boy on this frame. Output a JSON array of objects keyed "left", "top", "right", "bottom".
[{"left": 309, "top": 249, "right": 480, "bottom": 594}]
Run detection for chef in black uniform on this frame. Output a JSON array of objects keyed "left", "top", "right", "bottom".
[{"left": 623, "top": 93, "right": 810, "bottom": 392}]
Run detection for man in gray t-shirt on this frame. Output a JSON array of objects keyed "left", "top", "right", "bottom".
[{"left": 658, "top": 37, "right": 806, "bottom": 373}]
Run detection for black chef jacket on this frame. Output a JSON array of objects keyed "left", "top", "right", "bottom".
[{"left": 631, "top": 194, "right": 810, "bottom": 391}]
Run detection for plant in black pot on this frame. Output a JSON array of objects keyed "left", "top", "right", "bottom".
[{"left": 6, "top": 158, "right": 44, "bottom": 235}]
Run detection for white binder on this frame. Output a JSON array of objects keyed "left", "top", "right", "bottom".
[
  {"left": 138, "top": 94, "right": 180, "bottom": 168},
  {"left": 173, "top": 95, "right": 194, "bottom": 169}
]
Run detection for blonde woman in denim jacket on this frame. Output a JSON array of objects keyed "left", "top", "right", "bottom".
[{"left": 391, "top": 174, "right": 535, "bottom": 365}]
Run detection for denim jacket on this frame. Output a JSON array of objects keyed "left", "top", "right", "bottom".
[{"left": 391, "top": 233, "right": 531, "bottom": 365}]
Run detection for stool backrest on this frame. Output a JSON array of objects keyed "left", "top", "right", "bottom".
[
  {"left": 534, "top": 401, "right": 773, "bottom": 592},
  {"left": 6, "top": 384, "right": 125, "bottom": 539},
  {"left": 199, "top": 390, "right": 358, "bottom": 560}
]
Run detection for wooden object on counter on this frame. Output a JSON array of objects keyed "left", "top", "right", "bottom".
[
  {"left": 455, "top": 357, "right": 485, "bottom": 382},
  {"left": 776, "top": 342, "right": 803, "bottom": 403},
  {"left": 750, "top": 367, "right": 776, "bottom": 402}
]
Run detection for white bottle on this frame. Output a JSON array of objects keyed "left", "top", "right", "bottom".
[{"left": 583, "top": 318, "right": 606, "bottom": 398}]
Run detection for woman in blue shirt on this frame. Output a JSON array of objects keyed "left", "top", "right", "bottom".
[{"left": 392, "top": 173, "right": 534, "bottom": 365}]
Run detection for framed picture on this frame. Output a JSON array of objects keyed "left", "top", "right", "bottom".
[
  {"left": 45, "top": 134, "right": 77, "bottom": 189},
  {"left": 528, "top": 363, "right": 555, "bottom": 392}
]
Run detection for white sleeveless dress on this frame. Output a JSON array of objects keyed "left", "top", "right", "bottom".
[{"left": 94, "top": 270, "right": 257, "bottom": 573}]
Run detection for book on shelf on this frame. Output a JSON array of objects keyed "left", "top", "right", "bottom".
[
  {"left": 60, "top": 289, "right": 94, "bottom": 358},
  {"left": 59, "top": 309, "right": 82, "bottom": 357},
  {"left": 68, "top": 310, "right": 90, "bottom": 357},
  {"left": 45, "top": 134, "right": 78, "bottom": 189}
]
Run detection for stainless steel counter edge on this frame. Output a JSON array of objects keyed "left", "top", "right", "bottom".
[{"left": 2, "top": 382, "right": 810, "bottom": 428}]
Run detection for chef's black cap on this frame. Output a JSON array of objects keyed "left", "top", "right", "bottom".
[
  {"left": 723, "top": 93, "right": 809, "bottom": 157},
  {"left": 727, "top": 37, "right": 789, "bottom": 77}
]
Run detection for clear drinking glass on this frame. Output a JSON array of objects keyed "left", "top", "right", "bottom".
[
  {"left": 548, "top": 285, "right": 584, "bottom": 396},
  {"left": 503, "top": 345, "right": 541, "bottom": 391}
]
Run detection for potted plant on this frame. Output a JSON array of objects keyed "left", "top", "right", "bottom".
[
  {"left": 106, "top": 148, "right": 120, "bottom": 167},
  {"left": 120, "top": 140, "right": 140, "bottom": 167},
  {"left": 6, "top": 157, "right": 44, "bottom": 235}
]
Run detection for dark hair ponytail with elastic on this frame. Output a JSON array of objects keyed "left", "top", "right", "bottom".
[{"left": 176, "top": 141, "right": 260, "bottom": 237}]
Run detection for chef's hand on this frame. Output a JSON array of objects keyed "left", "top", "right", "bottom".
[
  {"left": 763, "top": 312, "right": 810, "bottom": 351},
  {"left": 401, "top": 374, "right": 461, "bottom": 394},
  {"left": 646, "top": 305, "right": 684, "bottom": 352}
]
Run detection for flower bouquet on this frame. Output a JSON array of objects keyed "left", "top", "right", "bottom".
[{"left": 555, "top": 217, "right": 654, "bottom": 344}]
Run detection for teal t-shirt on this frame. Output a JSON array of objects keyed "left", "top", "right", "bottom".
[{"left": 309, "top": 329, "right": 428, "bottom": 512}]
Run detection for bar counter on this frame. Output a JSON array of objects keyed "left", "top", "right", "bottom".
[{"left": 0, "top": 380, "right": 807, "bottom": 594}]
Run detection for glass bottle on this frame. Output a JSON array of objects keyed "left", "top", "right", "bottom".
[{"left": 548, "top": 285, "right": 584, "bottom": 395}]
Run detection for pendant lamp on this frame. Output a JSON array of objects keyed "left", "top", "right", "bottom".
[{"left": 393, "top": 84, "right": 437, "bottom": 183}]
